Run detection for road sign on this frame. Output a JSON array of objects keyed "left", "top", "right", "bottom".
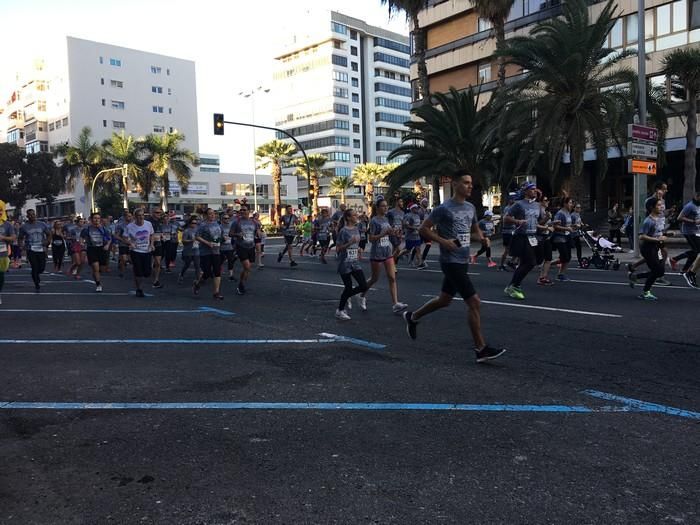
[
  {"left": 628, "top": 124, "right": 658, "bottom": 142},
  {"left": 628, "top": 159, "right": 657, "bottom": 175},
  {"left": 627, "top": 141, "right": 658, "bottom": 159}
]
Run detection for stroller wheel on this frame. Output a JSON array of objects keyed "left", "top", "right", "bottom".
[{"left": 580, "top": 257, "right": 590, "bottom": 269}]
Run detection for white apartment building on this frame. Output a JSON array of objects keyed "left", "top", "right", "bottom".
[
  {"left": 1, "top": 36, "right": 199, "bottom": 217},
  {"left": 273, "top": 11, "right": 411, "bottom": 210}
]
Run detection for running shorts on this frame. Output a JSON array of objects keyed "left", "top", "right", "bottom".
[
  {"left": 236, "top": 246, "right": 256, "bottom": 262},
  {"left": 153, "top": 244, "right": 165, "bottom": 258},
  {"left": 440, "top": 263, "right": 476, "bottom": 300},
  {"left": 118, "top": 246, "right": 130, "bottom": 256},
  {"left": 405, "top": 239, "right": 422, "bottom": 250},
  {"left": 130, "top": 251, "right": 152, "bottom": 278},
  {"left": 284, "top": 235, "right": 295, "bottom": 245},
  {"left": 502, "top": 233, "right": 512, "bottom": 247},
  {"left": 200, "top": 253, "right": 222, "bottom": 279},
  {"left": 87, "top": 246, "right": 109, "bottom": 266}
]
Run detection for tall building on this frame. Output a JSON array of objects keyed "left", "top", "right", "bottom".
[
  {"left": 273, "top": 10, "right": 411, "bottom": 209},
  {"left": 1, "top": 36, "right": 199, "bottom": 217},
  {"left": 414, "top": 0, "right": 700, "bottom": 209}
]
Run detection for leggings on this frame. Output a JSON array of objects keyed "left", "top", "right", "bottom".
[
  {"left": 338, "top": 269, "right": 368, "bottom": 310},
  {"left": 638, "top": 242, "right": 665, "bottom": 292},
  {"left": 510, "top": 236, "right": 537, "bottom": 287},
  {"left": 52, "top": 245, "right": 65, "bottom": 268},
  {"left": 164, "top": 241, "right": 178, "bottom": 267},
  {"left": 27, "top": 251, "right": 47, "bottom": 287},
  {"left": 180, "top": 255, "right": 200, "bottom": 277},
  {"left": 673, "top": 234, "right": 700, "bottom": 272},
  {"left": 221, "top": 250, "right": 236, "bottom": 271},
  {"left": 573, "top": 237, "right": 583, "bottom": 262},
  {"left": 475, "top": 241, "right": 491, "bottom": 258}
]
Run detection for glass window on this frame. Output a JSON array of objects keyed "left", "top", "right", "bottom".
[
  {"left": 478, "top": 62, "right": 492, "bottom": 83},
  {"left": 692, "top": 0, "right": 700, "bottom": 29},
  {"left": 657, "top": 4, "right": 671, "bottom": 35},
  {"left": 352, "top": 93, "right": 359, "bottom": 103},
  {"left": 350, "top": 30, "right": 358, "bottom": 40},
  {"left": 109, "top": 58, "right": 121, "bottom": 67},
  {"left": 352, "top": 108, "right": 360, "bottom": 118},
  {"left": 673, "top": 0, "right": 688, "bottom": 32},
  {"left": 353, "top": 139, "right": 361, "bottom": 148},
  {"left": 111, "top": 100, "right": 125, "bottom": 109},
  {"left": 478, "top": 17, "right": 492, "bottom": 32},
  {"left": 351, "top": 62, "right": 358, "bottom": 72},
  {"left": 353, "top": 154, "right": 361, "bottom": 163},
  {"left": 610, "top": 18, "right": 623, "bottom": 48},
  {"left": 351, "top": 78, "right": 359, "bottom": 87},
  {"left": 626, "top": 13, "right": 638, "bottom": 44},
  {"left": 645, "top": 10, "right": 655, "bottom": 39},
  {"left": 353, "top": 124, "right": 360, "bottom": 133},
  {"left": 112, "top": 121, "right": 125, "bottom": 129},
  {"left": 351, "top": 46, "right": 358, "bottom": 56}
]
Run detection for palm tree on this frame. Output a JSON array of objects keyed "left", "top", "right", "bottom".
[
  {"left": 102, "top": 131, "right": 142, "bottom": 209},
  {"left": 471, "top": 0, "right": 515, "bottom": 88},
  {"left": 663, "top": 47, "right": 700, "bottom": 201},
  {"left": 140, "top": 132, "right": 199, "bottom": 210},
  {"left": 494, "top": 0, "right": 636, "bottom": 182},
  {"left": 256, "top": 139, "right": 296, "bottom": 224},
  {"left": 54, "top": 126, "right": 103, "bottom": 211},
  {"left": 328, "top": 175, "right": 354, "bottom": 206},
  {"left": 293, "top": 153, "right": 328, "bottom": 216},
  {"left": 352, "top": 163, "right": 396, "bottom": 210}
]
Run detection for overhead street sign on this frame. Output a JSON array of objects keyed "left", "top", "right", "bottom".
[
  {"left": 628, "top": 141, "right": 658, "bottom": 159},
  {"left": 628, "top": 124, "right": 658, "bottom": 142},
  {"left": 628, "top": 159, "right": 657, "bottom": 175}
]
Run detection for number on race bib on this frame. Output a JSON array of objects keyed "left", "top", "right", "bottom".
[
  {"left": 347, "top": 248, "right": 358, "bottom": 261},
  {"left": 243, "top": 233, "right": 254, "bottom": 243},
  {"left": 457, "top": 233, "right": 469, "bottom": 247},
  {"left": 528, "top": 236, "right": 538, "bottom": 247},
  {"left": 379, "top": 237, "right": 391, "bottom": 247}
]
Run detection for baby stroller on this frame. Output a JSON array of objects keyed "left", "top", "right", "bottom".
[{"left": 579, "top": 230, "right": 621, "bottom": 270}]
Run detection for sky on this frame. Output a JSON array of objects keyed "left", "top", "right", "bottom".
[{"left": 0, "top": 0, "right": 408, "bottom": 173}]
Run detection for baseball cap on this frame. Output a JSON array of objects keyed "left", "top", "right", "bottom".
[
  {"left": 484, "top": 210, "right": 493, "bottom": 216},
  {"left": 522, "top": 182, "right": 537, "bottom": 191}
]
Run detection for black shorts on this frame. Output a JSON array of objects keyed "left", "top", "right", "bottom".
[
  {"left": 535, "top": 238, "right": 553, "bottom": 265},
  {"left": 440, "top": 263, "right": 477, "bottom": 300},
  {"left": 200, "top": 253, "right": 222, "bottom": 279},
  {"left": 118, "top": 246, "right": 130, "bottom": 256},
  {"left": 318, "top": 239, "right": 330, "bottom": 248},
  {"left": 87, "top": 246, "right": 109, "bottom": 266},
  {"left": 554, "top": 240, "right": 572, "bottom": 264},
  {"left": 130, "top": 251, "right": 152, "bottom": 278},
  {"left": 236, "top": 246, "right": 256, "bottom": 262},
  {"left": 153, "top": 244, "right": 164, "bottom": 258},
  {"left": 359, "top": 239, "right": 367, "bottom": 250},
  {"left": 284, "top": 235, "right": 295, "bottom": 245},
  {"left": 509, "top": 235, "right": 537, "bottom": 266},
  {"left": 502, "top": 233, "right": 513, "bottom": 247},
  {"left": 221, "top": 249, "right": 236, "bottom": 264}
]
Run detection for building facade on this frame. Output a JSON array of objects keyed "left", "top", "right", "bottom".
[
  {"left": 273, "top": 10, "right": 411, "bottom": 210},
  {"left": 414, "top": 0, "right": 700, "bottom": 210}
]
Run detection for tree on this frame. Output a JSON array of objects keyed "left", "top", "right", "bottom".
[
  {"left": 352, "top": 163, "right": 396, "bottom": 210},
  {"left": 24, "top": 152, "right": 64, "bottom": 209},
  {"left": 256, "top": 139, "right": 296, "bottom": 224},
  {"left": 0, "top": 143, "right": 27, "bottom": 211},
  {"left": 663, "top": 47, "right": 700, "bottom": 201},
  {"left": 140, "top": 132, "right": 199, "bottom": 210},
  {"left": 54, "top": 126, "right": 103, "bottom": 211},
  {"left": 102, "top": 131, "right": 143, "bottom": 209},
  {"left": 293, "top": 153, "right": 328, "bottom": 215},
  {"left": 328, "top": 175, "right": 354, "bottom": 205},
  {"left": 471, "top": 0, "right": 515, "bottom": 88},
  {"left": 494, "top": 0, "right": 636, "bottom": 182}
]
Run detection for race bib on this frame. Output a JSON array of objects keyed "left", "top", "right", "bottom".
[
  {"left": 457, "top": 233, "right": 469, "bottom": 247},
  {"left": 243, "top": 232, "right": 254, "bottom": 243},
  {"left": 657, "top": 249, "right": 663, "bottom": 260},
  {"left": 528, "top": 236, "right": 538, "bottom": 247},
  {"left": 192, "top": 241, "right": 200, "bottom": 249},
  {"left": 346, "top": 248, "right": 358, "bottom": 261},
  {"left": 53, "top": 240, "right": 63, "bottom": 245},
  {"left": 379, "top": 237, "right": 391, "bottom": 247},
  {"left": 162, "top": 233, "right": 171, "bottom": 241},
  {"left": 31, "top": 244, "right": 44, "bottom": 252},
  {"left": 0, "top": 244, "right": 7, "bottom": 254}
]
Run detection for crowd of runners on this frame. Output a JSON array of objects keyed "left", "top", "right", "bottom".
[{"left": 0, "top": 174, "right": 698, "bottom": 358}]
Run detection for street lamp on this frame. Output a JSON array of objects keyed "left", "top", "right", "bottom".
[
  {"left": 90, "top": 164, "right": 128, "bottom": 213},
  {"left": 238, "top": 86, "right": 270, "bottom": 212}
]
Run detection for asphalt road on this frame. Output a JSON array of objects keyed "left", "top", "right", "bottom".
[{"left": 1, "top": 240, "right": 698, "bottom": 524}]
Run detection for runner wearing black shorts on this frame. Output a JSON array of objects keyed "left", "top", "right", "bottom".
[
  {"left": 194, "top": 208, "right": 224, "bottom": 300},
  {"left": 231, "top": 206, "right": 260, "bottom": 295},
  {"left": 125, "top": 209, "right": 154, "bottom": 297},
  {"left": 80, "top": 212, "right": 111, "bottom": 293},
  {"left": 149, "top": 209, "right": 165, "bottom": 288}
]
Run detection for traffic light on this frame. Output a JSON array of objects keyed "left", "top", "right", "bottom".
[{"left": 213, "top": 113, "right": 224, "bottom": 135}]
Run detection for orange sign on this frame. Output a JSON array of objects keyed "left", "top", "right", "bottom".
[{"left": 628, "top": 159, "right": 657, "bottom": 175}]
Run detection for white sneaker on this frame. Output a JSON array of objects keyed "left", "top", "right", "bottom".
[
  {"left": 346, "top": 298, "right": 352, "bottom": 310},
  {"left": 357, "top": 295, "right": 367, "bottom": 311},
  {"left": 392, "top": 302, "right": 408, "bottom": 314},
  {"left": 335, "top": 309, "right": 351, "bottom": 321},
  {"left": 96, "top": 284, "right": 103, "bottom": 293}
]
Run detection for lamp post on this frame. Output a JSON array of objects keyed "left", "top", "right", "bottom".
[
  {"left": 632, "top": 0, "right": 647, "bottom": 258},
  {"left": 238, "top": 86, "right": 270, "bottom": 212},
  {"left": 90, "top": 164, "right": 128, "bottom": 213}
]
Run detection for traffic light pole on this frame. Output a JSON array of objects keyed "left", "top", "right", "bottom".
[
  {"left": 215, "top": 116, "right": 312, "bottom": 218},
  {"left": 633, "top": 0, "right": 647, "bottom": 258}
]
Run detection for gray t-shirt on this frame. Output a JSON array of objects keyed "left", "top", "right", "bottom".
[
  {"left": 233, "top": 218, "right": 257, "bottom": 249},
  {"left": 336, "top": 226, "right": 361, "bottom": 274},
  {"left": 19, "top": 221, "right": 51, "bottom": 253},
  {"left": 404, "top": 212, "right": 422, "bottom": 241},
  {"left": 571, "top": 212, "right": 582, "bottom": 238},
  {"left": 679, "top": 200, "right": 699, "bottom": 236},
  {"left": 508, "top": 199, "right": 544, "bottom": 236},
  {"left": 387, "top": 208, "right": 404, "bottom": 244},
  {"left": 428, "top": 198, "right": 476, "bottom": 264},
  {"left": 150, "top": 218, "right": 165, "bottom": 246},
  {"left": 369, "top": 216, "right": 392, "bottom": 260},
  {"left": 315, "top": 217, "right": 332, "bottom": 241},
  {"left": 197, "top": 221, "right": 223, "bottom": 255},
  {"left": 220, "top": 222, "right": 234, "bottom": 251},
  {"left": 80, "top": 225, "right": 109, "bottom": 248},
  {"left": 552, "top": 209, "right": 572, "bottom": 243},
  {"left": 478, "top": 219, "right": 495, "bottom": 238},
  {"left": 500, "top": 205, "right": 515, "bottom": 235},
  {"left": 181, "top": 228, "right": 199, "bottom": 256},
  {"left": 62, "top": 222, "right": 80, "bottom": 242},
  {"left": 641, "top": 215, "right": 665, "bottom": 240}
]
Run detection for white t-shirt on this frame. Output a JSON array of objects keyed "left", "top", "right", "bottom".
[{"left": 125, "top": 221, "right": 154, "bottom": 253}]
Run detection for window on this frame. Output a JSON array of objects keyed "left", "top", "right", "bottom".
[
  {"left": 112, "top": 121, "right": 126, "bottom": 129},
  {"left": 351, "top": 77, "right": 359, "bottom": 87},
  {"left": 99, "top": 56, "right": 103, "bottom": 64},
  {"left": 353, "top": 139, "right": 361, "bottom": 148},
  {"left": 166, "top": 68, "right": 170, "bottom": 75},
  {"left": 152, "top": 106, "right": 164, "bottom": 113},
  {"left": 609, "top": 18, "right": 623, "bottom": 48},
  {"left": 169, "top": 127, "right": 174, "bottom": 133},
  {"left": 152, "top": 86, "right": 163, "bottom": 94},
  {"left": 375, "top": 112, "right": 407, "bottom": 124},
  {"left": 375, "top": 82, "right": 411, "bottom": 97},
  {"left": 351, "top": 62, "right": 358, "bottom": 72},
  {"left": 153, "top": 125, "right": 165, "bottom": 133},
  {"left": 351, "top": 46, "right": 358, "bottom": 56},
  {"left": 673, "top": 0, "right": 688, "bottom": 32},
  {"left": 333, "top": 40, "right": 343, "bottom": 49},
  {"left": 399, "top": 74, "right": 408, "bottom": 82},
  {"left": 334, "top": 103, "right": 349, "bottom": 114},
  {"left": 626, "top": 13, "right": 639, "bottom": 45},
  {"left": 55, "top": 120, "right": 62, "bottom": 129},
  {"left": 151, "top": 66, "right": 162, "bottom": 74},
  {"left": 353, "top": 124, "right": 360, "bottom": 133},
  {"left": 62, "top": 117, "right": 68, "bottom": 126},
  {"left": 376, "top": 141, "right": 399, "bottom": 152},
  {"left": 478, "top": 17, "right": 492, "bottom": 32},
  {"left": 109, "top": 58, "right": 122, "bottom": 67},
  {"left": 331, "top": 21, "right": 347, "bottom": 34},
  {"left": 373, "top": 37, "right": 410, "bottom": 54},
  {"left": 298, "top": 136, "right": 350, "bottom": 150},
  {"left": 276, "top": 119, "right": 349, "bottom": 139},
  {"left": 350, "top": 30, "right": 358, "bottom": 40},
  {"left": 326, "top": 151, "right": 351, "bottom": 162},
  {"left": 332, "top": 55, "right": 348, "bottom": 67},
  {"left": 280, "top": 184, "right": 288, "bottom": 197},
  {"left": 333, "top": 71, "right": 349, "bottom": 83},
  {"left": 657, "top": 3, "right": 671, "bottom": 35},
  {"left": 352, "top": 93, "right": 359, "bottom": 103},
  {"left": 692, "top": 0, "right": 700, "bottom": 29},
  {"left": 335, "top": 167, "right": 352, "bottom": 176},
  {"left": 334, "top": 86, "right": 349, "bottom": 98},
  {"left": 167, "top": 88, "right": 172, "bottom": 95},
  {"left": 101, "top": 98, "right": 106, "bottom": 106},
  {"left": 49, "top": 122, "right": 55, "bottom": 131},
  {"left": 110, "top": 80, "right": 124, "bottom": 88},
  {"left": 352, "top": 108, "right": 360, "bottom": 118},
  {"left": 168, "top": 108, "right": 172, "bottom": 114},
  {"left": 100, "top": 78, "right": 105, "bottom": 85},
  {"left": 478, "top": 62, "right": 492, "bottom": 83},
  {"left": 353, "top": 154, "right": 361, "bottom": 163},
  {"left": 375, "top": 97, "right": 411, "bottom": 111},
  {"left": 103, "top": 120, "right": 107, "bottom": 128},
  {"left": 111, "top": 100, "right": 125, "bottom": 110},
  {"left": 373, "top": 52, "right": 410, "bottom": 68}
]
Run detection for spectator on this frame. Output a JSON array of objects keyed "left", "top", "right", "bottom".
[{"left": 607, "top": 202, "right": 624, "bottom": 245}]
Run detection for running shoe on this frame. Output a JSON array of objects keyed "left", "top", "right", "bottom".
[
  {"left": 506, "top": 261, "right": 517, "bottom": 270},
  {"left": 135, "top": 289, "right": 145, "bottom": 298},
  {"left": 556, "top": 274, "right": 571, "bottom": 282},
  {"left": 95, "top": 284, "right": 103, "bottom": 293},
  {"left": 639, "top": 291, "right": 658, "bottom": 301},
  {"left": 236, "top": 285, "right": 245, "bottom": 295},
  {"left": 504, "top": 285, "right": 525, "bottom": 300},
  {"left": 346, "top": 298, "right": 352, "bottom": 310},
  {"left": 277, "top": 252, "right": 283, "bottom": 263},
  {"left": 290, "top": 260, "right": 298, "bottom": 267},
  {"left": 655, "top": 277, "right": 672, "bottom": 286},
  {"left": 498, "top": 265, "right": 510, "bottom": 272},
  {"left": 213, "top": 292, "right": 224, "bottom": 300},
  {"left": 417, "top": 263, "right": 428, "bottom": 270},
  {"left": 403, "top": 311, "right": 417, "bottom": 340},
  {"left": 392, "top": 302, "right": 408, "bottom": 314},
  {"left": 357, "top": 295, "right": 367, "bottom": 311},
  {"left": 475, "top": 345, "right": 507, "bottom": 363},
  {"left": 152, "top": 281, "right": 163, "bottom": 289},
  {"left": 35, "top": 285, "right": 41, "bottom": 293},
  {"left": 537, "top": 277, "right": 553, "bottom": 286},
  {"left": 470, "top": 255, "right": 477, "bottom": 264},
  {"left": 192, "top": 280, "right": 200, "bottom": 295},
  {"left": 335, "top": 309, "right": 351, "bottom": 321},
  {"left": 626, "top": 262, "right": 634, "bottom": 274},
  {"left": 669, "top": 259, "right": 679, "bottom": 272},
  {"left": 487, "top": 261, "right": 497, "bottom": 268},
  {"left": 627, "top": 272, "right": 637, "bottom": 288},
  {"left": 682, "top": 271, "right": 698, "bottom": 289}
]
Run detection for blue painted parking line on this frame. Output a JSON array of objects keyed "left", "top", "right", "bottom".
[{"left": 583, "top": 390, "right": 700, "bottom": 420}]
